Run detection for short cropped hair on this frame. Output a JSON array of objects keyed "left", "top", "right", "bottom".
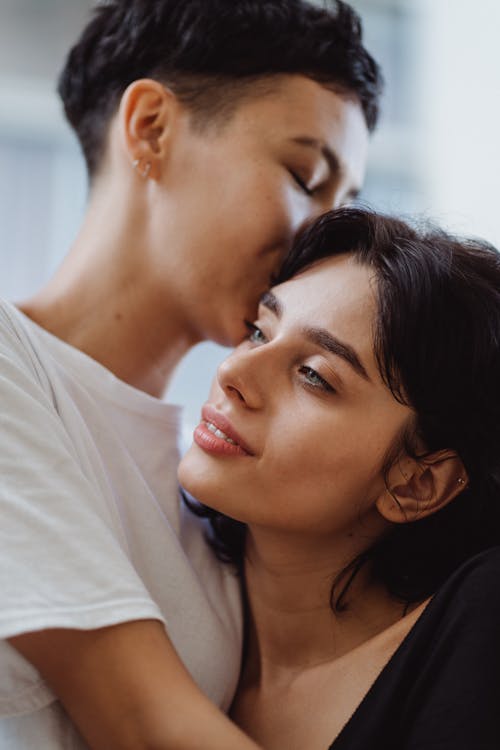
[
  {"left": 58, "top": 0, "right": 382, "bottom": 177},
  {"left": 186, "top": 208, "right": 500, "bottom": 609}
]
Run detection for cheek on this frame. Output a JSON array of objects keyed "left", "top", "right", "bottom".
[
  {"left": 178, "top": 446, "right": 257, "bottom": 521},
  {"left": 232, "top": 170, "right": 305, "bottom": 243},
  {"left": 177, "top": 448, "right": 210, "bottom": 500},
  {"left": 195, "top": 200, "right": 292, "bottom": 282},
  {"left": 260, "top": 419, "right": 387, "bottom": 508},
  {"left": 196, "top": 169, "right": 306, "bottom": 269}
]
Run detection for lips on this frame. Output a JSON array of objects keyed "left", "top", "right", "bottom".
[{"left": 200, "top": 404, "right": 255, "bottom": 456}]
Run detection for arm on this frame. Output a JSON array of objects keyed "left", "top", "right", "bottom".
[
  {"left": 0, "top": 320, "right": 257, "bottom": 747},
  {"left": 10, "top": 619, "right": 261, "bottom": 750}
]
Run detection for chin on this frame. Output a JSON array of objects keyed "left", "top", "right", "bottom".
[
  {"left": 178, "top": 450, "right": 241, "bottom": 519},
  {"left": 178, "top": 447, "right": 197, "bottom": 489},
  {"left": 178, "top": 449, "right": 213, "bottom": 504}
]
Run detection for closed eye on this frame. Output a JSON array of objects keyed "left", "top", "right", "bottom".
[{"left": 289, "top": 170, "right": 314, "bottom": 197}]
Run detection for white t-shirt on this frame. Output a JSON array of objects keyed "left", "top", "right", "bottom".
[{"left": 0, "top": 299, "right": 242, "bottom": 748}]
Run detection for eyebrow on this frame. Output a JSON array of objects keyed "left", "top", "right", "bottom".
[
  {"left": 261, "top": 290, "right": 283, "bottom": 317},
  {"left": 290, "top": 136, "right": 361, "bottom": 201},
  {"left": 260, "top": 291, "right": 370, "bottom": 382}
]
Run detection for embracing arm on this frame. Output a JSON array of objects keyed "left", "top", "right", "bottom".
[
  {"left": 9, "top": 619, "right": 261, "bottom": 750},
  {"left": 0, "top": 322, "right": 259, "bottom": 748}
]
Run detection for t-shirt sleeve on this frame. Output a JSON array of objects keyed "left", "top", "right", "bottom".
[
  {"left": 403, "top": 551, "right": 500, "bottom": 750},
  {"left": 0, "top": 319, "right": 166, "bottom": 714}
]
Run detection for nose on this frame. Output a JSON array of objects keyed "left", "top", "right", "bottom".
[
  {"left": 322, "top": 183, "right": 349, "bottom": 213},
  {"left": 216, "top": 347, "right": 265, "bottom": 411},
  {"left": 296, "top": 188, "right": 345, "bottom": 234},
  {"left": 318, "top": 173, "right": 357, "bottom": 213}
]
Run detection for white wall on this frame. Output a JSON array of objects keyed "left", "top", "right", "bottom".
[{"left": 419, "top": 0, "right": 500, "bottom": 245}]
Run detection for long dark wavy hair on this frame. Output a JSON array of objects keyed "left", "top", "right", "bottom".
[{"left": 185, "top": 208, "right": 500, "bottom": 609}]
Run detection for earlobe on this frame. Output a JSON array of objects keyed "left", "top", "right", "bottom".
[
  {"left": 119, "top": 79, "right": 180, "bottom": 181},
  {"left": 376, "top": 449, "right": 469, "bottom": 524}
]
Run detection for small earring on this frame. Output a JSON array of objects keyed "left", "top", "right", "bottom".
[
  {"left": 133, "top": 159, "right": 152, "bottom": 179},
  {"left": 457, "top": 477, "right": 466, "bottom": 485}
]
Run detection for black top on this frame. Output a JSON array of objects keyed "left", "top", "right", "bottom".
[{"left": 329, "top": 547, "right": 500, "bottom": 750}]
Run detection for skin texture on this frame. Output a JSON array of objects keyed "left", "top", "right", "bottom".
[
  {"left": 9, "top": 79, "right": 369, "bottom": 749},
  {"left": 10, "top": 621, "right": 262, "bottom": 750},
  {"left": 20, "top": 76, "right": 369, "bottom": 396},
  {"left": 180, "top": 255, "right": 415, "bottom": 537},
  {"left": 179, "top": 255, "right": 466, "bottom": 749}
]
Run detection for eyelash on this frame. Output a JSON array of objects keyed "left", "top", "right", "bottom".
[
  {"left": 243, "top": 322, "right": 336, "bottom": 394},
  {"left": 289, "top": 170, "right": 314, "bottom": 197},
  {"left": 298, "top": 366, "right": 335, "bottom": 393},
  {"left": 244, "top": 321, "right": 267, "bottom": 345}
]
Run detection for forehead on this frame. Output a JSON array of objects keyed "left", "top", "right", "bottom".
[
  {"left": 229, "top": 74, "right": 370, "bottom": 190},
  {"left": 272, "top": 254, "right": 377, "bottom": 366}
]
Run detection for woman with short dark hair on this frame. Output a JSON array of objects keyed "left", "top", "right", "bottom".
[{"left": 0, "top": 2, "right": 381, "bottom": 748}]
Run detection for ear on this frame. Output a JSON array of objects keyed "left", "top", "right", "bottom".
[
  {"left": 118, "top": 79, "right": 181, "bottom": 181},
  {"left": 376, "top": 449, "right": 469, "bottom": 524}
]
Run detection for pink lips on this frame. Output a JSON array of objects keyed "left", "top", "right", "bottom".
[{"left": 193, "top": 404, "right": 254, "bottom": 457}]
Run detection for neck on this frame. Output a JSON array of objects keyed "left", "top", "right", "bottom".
[
  {"left": 241, "top": 525, "right": 403, "bottom": 687},
  {"left": 18, "top": 179, "right": 196, "bottom": 397}
]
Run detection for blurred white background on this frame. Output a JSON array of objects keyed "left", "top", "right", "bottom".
[{"left": 1, "top": 0, "right": 499, "bottom": 436}]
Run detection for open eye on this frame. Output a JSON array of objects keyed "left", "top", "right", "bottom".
[
  {"left": 299, "top": 366, "right": 335, "bottom": 393},
  {"left": 244, "top": 321, "right": 268, "bottom": 345}
]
